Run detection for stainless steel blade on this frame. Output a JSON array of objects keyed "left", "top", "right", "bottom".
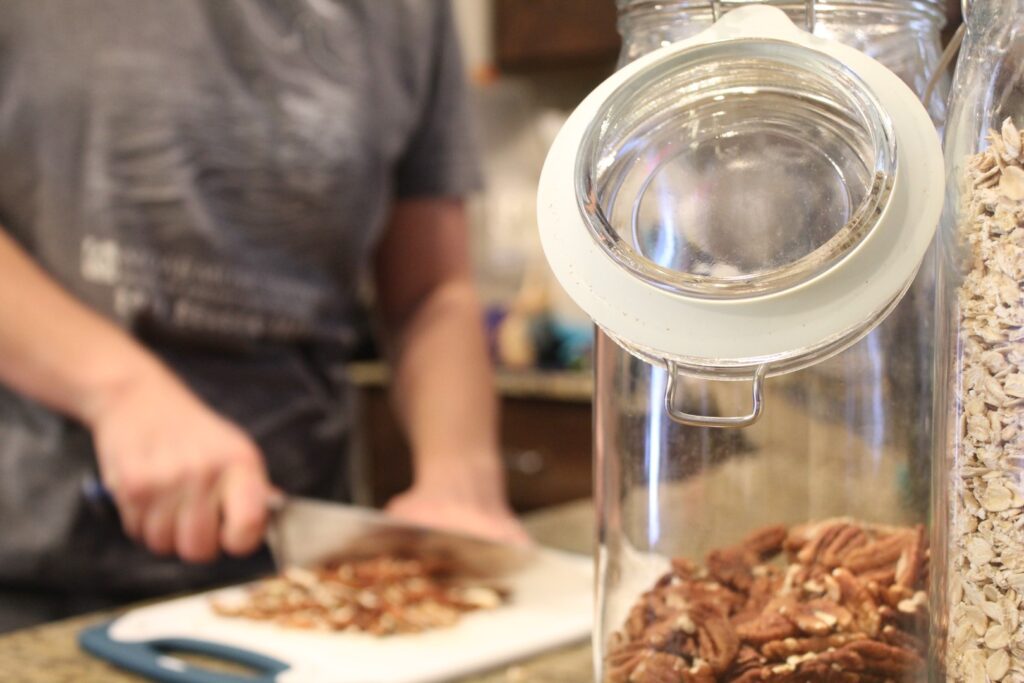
[{"left": 265, "top": 497, "right": 536, "bottom": 578}]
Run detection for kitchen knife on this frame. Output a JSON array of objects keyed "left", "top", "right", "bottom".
[
  {"left": 82, "top": 476, "right": 536, "bottom": 578},
  {"left": 266, "top": 496, "right": 537, "bottom": 579}
]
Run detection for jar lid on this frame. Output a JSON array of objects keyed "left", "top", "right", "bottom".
[{"left": 538, "top": 5, "right": 943, "bottom": 386}]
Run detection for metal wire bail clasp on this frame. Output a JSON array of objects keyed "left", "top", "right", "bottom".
[
  {"left": 665, "top": 362, "right": 767, "bottom": 428},
  {"left": 804, "top": 0, "right": 816, "bottom": 32},
  {"left": 709, "top": 0, "right": 818, "bottom": 31}
]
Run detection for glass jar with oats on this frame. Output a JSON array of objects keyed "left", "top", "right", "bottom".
[
  {"left": 934, "top": 3, "right": 1024, "bottom": 681},
  {"left": 538, "top": 3, "right": 948, "bottom": 681}
]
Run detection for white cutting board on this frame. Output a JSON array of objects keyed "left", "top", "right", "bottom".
[{"left": 95, "top": 548, "right": 593, "bottom": 683}]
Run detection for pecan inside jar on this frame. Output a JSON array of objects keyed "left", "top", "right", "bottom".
[{"left": 607, "top": 519, "right": 928, "bottom": 682}]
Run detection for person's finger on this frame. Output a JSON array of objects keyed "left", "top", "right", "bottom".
[
  {"left": 219, "top": 462, "right": 269, "bottom": 557},
  {"left": 175, "top": 478, "right": 220, "bottom": 563},
  {"left": 141, "top": 492, "right": 180, "bottom": 556},
  {"left": 117, "top": 499, "right": 146, "bottom": 541},
  {"left": 109, "top": 465, "right": 153, "bottom": 540},
  {"left": 505, "top": 524, "right": 533, "bottom": 546}
]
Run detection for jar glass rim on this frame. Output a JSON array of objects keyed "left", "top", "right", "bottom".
[
  {"left": 575, "top": 38, "right": 898, "bottom": 301},
  {"left": 616, "top": 0, "right": 948, "bottom": 25}
]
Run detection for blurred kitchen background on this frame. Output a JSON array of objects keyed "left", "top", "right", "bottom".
[
  {"left": 352, "top": 0, "right": 966, "bottom": 516},
  {"left": 349, "top": 1, "right": 622, "bottom": 513}
]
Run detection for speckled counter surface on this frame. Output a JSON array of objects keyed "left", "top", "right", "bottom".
[{"left": 0, "top": 500, "right": 595, "bottom": 683}]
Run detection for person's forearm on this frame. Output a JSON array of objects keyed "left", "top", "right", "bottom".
[
  {"left": 0, "top": 228, "right": 161, "bottom": 425},
  {"left": 389, "top": 277, "right": 504, "bottom": 498}
]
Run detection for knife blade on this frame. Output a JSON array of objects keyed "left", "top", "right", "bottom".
[
  {"left": 266, "top": 496, "right": 536, "bottom": 579},
  {"left": 80, "top": 476, "right": 532, "bottom": 578}
]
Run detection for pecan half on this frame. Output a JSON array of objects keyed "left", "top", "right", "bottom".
[
  {"left": 625, "top": 601, "right": 656, "bottom": 640},
  {"left": 880, "top": 624, "right": 924, "bottom": 652},
  {"left": 840, "top": 639, "right": 925, "bottom": 677},
  {"left": 628, "top": 651, "right": 688, "bottom": 683},
  {"left": 609, "top": 520, "right": 928, "bottom": 682},
  {"left": 831, "top": 568, "right": 881, "bottom": 637},
  {"left": 736, "top": 610, "right": 798, "bottom": 645},
  {"left": 818, "top": 525, "right": 870, "bottom": 569},
  {"left": 692, "top": 602, "right": 740, "bottom": 673},
  {"left": 841, "top": 532, "right": 909, "bottom": 575},
  {"left": 644, "top": 615, "right": 698, "bottom": 658},
  {"left": 797, "top": 520, "right": 857, "bottom": 567},
  {"left": 672, "top": 557, "right": 700, "bottom": 579},
  {"left": 742, "top": 525, "right": 788, "bottom": 560},
  {"left": 606, "top": 641, "right": 648, "bottom": 683},
  {"left": 707, "top": 546, "right": 758, "bottom": 592},
  {"left": 761, "top": 632, "right": 867, "bottom": 660},
  {"left": 893, "top": 525, "right": 925, "bottom": 590}
]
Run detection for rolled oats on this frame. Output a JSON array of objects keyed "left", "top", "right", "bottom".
[{"left": 948, "top": 117, "right": 1024, "bottom": 680}]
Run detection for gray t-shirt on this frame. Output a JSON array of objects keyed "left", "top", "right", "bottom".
[{"left": 0, "top": 0, "right": 480, "bottom": 596}]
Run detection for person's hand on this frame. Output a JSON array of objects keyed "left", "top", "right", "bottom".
[
  {"left": 85, "top": 361, "right": 272, "bottom": 563},
  {"left": 386, "top": 480, "right": 531, "bottom": 546}
]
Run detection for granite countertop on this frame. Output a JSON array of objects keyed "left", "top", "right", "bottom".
[
  {"left": 347, "top": 362, "right": 594, "bottom": 404},
  {"left": 0, "top": 500, "right": 595, "bottom": 683}
]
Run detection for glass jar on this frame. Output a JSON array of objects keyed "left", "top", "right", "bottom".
[
  {"left": 616, "top": 0, "right": 949, "bottom": 120},
  {"left": 537, "top": 4, "right": 947, "bottom": 682},
  {"left": 934, "top": 3, "right": 1024, "bottom": 680}
]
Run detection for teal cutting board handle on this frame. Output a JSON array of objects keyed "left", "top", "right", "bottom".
[{"left": 80, "top": 622, "right": 290, "bottom": 683}]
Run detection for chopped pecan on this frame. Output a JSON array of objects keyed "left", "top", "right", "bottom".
[{"left": 212, "top": 553, "right": 506, "bottom": 636}]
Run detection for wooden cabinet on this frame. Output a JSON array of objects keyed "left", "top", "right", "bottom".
[
  {"left": 349, "top": 365, "right": 593, "bottom": 512},
  {"left": 495, "top": 0, "right": 620, "bottom": 71}
]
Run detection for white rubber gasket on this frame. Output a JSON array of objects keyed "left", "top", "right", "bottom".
[{"left": 537, "top": 5, "right": 944, "bottom": 372}]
